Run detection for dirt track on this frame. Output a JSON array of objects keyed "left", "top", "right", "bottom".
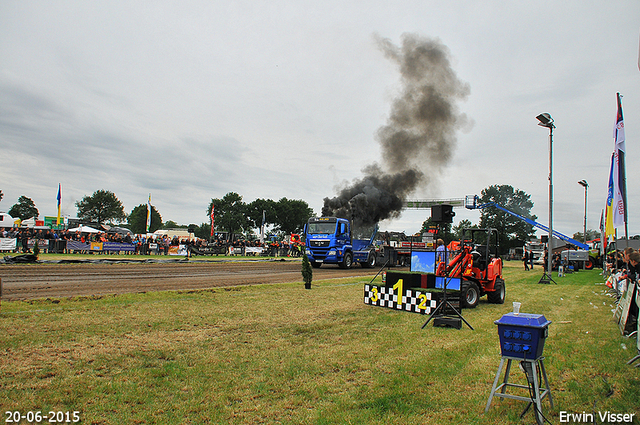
[{"left": 0, "top": 259, "right": 386, "bottom": 301}]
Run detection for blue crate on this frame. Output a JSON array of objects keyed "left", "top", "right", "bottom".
[{"left": 494, "top": 313, "right": 551, "bottom": 360}]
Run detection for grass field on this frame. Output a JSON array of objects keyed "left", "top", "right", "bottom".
[{"left": 1, "top": 261, "right": 639, "bottom": 424}]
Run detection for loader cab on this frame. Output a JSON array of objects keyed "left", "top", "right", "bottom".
[{"left": 463, "top": 228, "right": 499, "bottom": 272}]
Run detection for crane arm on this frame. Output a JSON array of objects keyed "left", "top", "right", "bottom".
[{"left": 470, "top": 200, "right": 589, "bottom": 250}]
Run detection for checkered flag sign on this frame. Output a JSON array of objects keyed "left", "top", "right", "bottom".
[{"left": 364, "top": 284, "right": 439, "bottom": 315}]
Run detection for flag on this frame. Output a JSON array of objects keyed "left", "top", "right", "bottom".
[
  {"left": 210, "top": 204, "right": 215, "bottom": 237},
  {"left": 146, "top": 194, "right": 152, "bottom": 232},
  {"left": 605, "top": 153, "right": 615, "bottom": 239},
  {"left": 599, "top": 209, "right": 606, "bottom": 254},
  {"left": 56, "top": 184, "right": 61, "bottom": 225},
  {"left": 260, "top": 209, "right": 266, "bottom": 243},
  {"left": 611, "top": 92, "right": 627, "bottom": 229}
]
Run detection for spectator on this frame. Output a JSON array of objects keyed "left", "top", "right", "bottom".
[
  {"left": 436, "top": 239, "right": 447, "bottom": 264},
  {"left": 523, "top": 250, "right": 529, "bottom": 271}
]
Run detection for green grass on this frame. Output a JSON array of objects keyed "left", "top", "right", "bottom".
[{"left": 1, "top": 262, "right": 638, "bottom": 424}]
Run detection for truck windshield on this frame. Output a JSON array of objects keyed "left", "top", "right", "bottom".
[{"left": 307, "top": 222, "right": 337, "bottom": 234}]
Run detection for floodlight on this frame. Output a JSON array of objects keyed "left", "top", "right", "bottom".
[{"left": 536, "top": 113, "right": 555, "bottom": 128}]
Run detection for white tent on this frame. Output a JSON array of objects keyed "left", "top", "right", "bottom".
[{"left": 68, "top": 225, "right": 101, "bottom": 233}]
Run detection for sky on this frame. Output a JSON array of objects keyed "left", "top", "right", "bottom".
[{"left": 1, "top": 1, "right": 639, "bottom": 238}]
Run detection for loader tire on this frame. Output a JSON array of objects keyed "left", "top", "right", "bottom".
[
  {"left": 487, "top": 278, "right": 506, "bottom": 304},
  {"left": 460, "top": 281, "right": 480, "bottom": 309}
]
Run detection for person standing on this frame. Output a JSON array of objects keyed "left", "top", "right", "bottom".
[
  {"left": 523, "top": 250, "right": 529, "bottom": 271},
  {"left": 529, "top": 250, "right": 534, "bottom": 270},
  {"left": 436, "top": 239, "right": 448, "bottom": 265}
]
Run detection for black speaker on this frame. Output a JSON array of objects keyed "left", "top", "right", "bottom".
[
  {"left": 540, "top": 235, "right": 548, "bottom": 243},
  {"left": 431, "top": 205, "right": 444, "bottom": 222},
  {"left": 431, "top": 204, "right": 455, "bottom": 223}
]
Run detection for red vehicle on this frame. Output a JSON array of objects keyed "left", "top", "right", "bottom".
[{"left": 435, "top": 228, "right": 506, "bottom": 308}]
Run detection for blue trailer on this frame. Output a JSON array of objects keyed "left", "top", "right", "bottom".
[{"left": 304, "top": 217, "right": 378, "bottom": 268}]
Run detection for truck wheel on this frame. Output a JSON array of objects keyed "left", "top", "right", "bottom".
[
  {"left": 340, "top": 252, "right": 353, "bottom": 269},
  {"left": 361, "top": 251, "right": 376, "bottom": 268},
  {"left": 585, "top": 258, "right": 594, "bottom": 270},
  {"left": 460, "top": 281, "right": 480, "bottom": 309},
  {"left": 311, "top": 261, "right": 321, "bottom": 268},
  {"left": 487, "top": 278, "right": 506, "bottom": 304}
]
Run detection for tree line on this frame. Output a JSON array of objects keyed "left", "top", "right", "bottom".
[{"left": 0, "top": 189, "right": 314, "bottom": 241}]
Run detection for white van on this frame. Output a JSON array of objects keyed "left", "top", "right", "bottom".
[{"left": 0, "top": 213, "right": 17, "bottom": 228}]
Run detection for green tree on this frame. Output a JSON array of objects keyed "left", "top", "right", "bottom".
[
  {"left": 452, "top": 219, "right": 476, "bottom": 240},
  {"left": 9, "top": 196, "right": 39, "bottom": 220},
  {"left": 191, "top": 223, "right": 212, "bottom": 240},
  {"left": 128, "top": 204, "right": 163, "bottom": 234},
  {"left": 572, "top": 229, "right": 599, "bottom": 243},
  {"left": 478, "top": 185, "right": 536, "bottom": 254},
  {"left": 163, "top": 220, "right": 181, "bottom": 229},
  {"left": 246, "top": 198, "right": 278, "bottom": 230},
  {"left": 76, "top": 190, "right": 126, "bottom": 225},
  {"left": 209, "top": 192, "right": 249, "bottom": 242},
  {"left": 302, "top": 254, "right": 313, "bottom": 289},
  {"left": 274, "top": 198, "right": 314, "bottom": 234}
]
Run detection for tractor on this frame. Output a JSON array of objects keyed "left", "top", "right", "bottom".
[{"left": 435, "top": 228, "right": 506, "bottom": 308}]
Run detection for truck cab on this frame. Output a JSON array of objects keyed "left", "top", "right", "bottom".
[{"left": 304, "top": 217, "right": 377, "bottom": 268}]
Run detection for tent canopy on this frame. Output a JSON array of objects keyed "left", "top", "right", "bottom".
[{"left": 67, "top": 225, "right": 101, "bottom": 233}]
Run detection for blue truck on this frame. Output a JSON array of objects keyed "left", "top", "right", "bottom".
[{"left": 304, "top": 217, "right": 379, "bottom": 268}]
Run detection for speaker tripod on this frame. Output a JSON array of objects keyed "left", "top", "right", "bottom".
[
  {"left": 421, "top": 248, "right": 473, "bottom": 330},
  {"left": 538, "top": 271, "right": 556, "bottom": 285}
]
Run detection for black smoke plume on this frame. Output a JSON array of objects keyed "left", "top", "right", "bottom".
[{"left": 322, "top": 33, "right": 471, "bottom": 229}]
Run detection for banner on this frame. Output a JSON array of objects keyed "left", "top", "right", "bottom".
[
  {"left": 611, "top": 92, "right": 627, "bottom": 229},
  {"left": 102, "top": 242, "right": 135, "bottom": 252},
  {"left": 0, "top": 238, "right": 17, "bottom": 251},
  {"left": 67, "top": 240, "right": 91, "bottom": 251},
  {"left": 169, "top": 245, "right": 189, "bottom": 256}
]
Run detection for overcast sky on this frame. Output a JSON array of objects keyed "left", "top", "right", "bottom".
[{"left": 1, "top": 1, "right": 639, "bottom": 237}]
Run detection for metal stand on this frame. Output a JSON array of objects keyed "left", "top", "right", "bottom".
[
  {"left": 485, "top": 356, "right": 553, "bottom": 425},
  {"left": 420, "top": 280, "right": 474, "bottom": 331},
  {"left": 538, "top": 271, "right": 556, "bottom": 285},
  {"left": 421, "top": 278, "right": 473, "bottom": 330},
  {"left": 421, "top": 247, "right": 473, "bottom": 330},
  {"left": 627, "top": 353, "right": 640, "bottom": 367}
]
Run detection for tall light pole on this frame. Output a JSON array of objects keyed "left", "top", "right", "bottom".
[
  {"left": 537, "top": 113, "right": 555, "bottom": 284},
  {"left": 578, "top": 180, "right": 588, "bottom": 244}
]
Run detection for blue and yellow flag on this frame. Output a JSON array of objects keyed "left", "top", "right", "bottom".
[
  {"left": 146, "top": 194, "right": 152, "bottom": 232},
  {"left": 57, "top": 184, "right": 61, "bottom": 225},
  {"left": 611, "top": 93, "right": 626, "bottom": 229}
]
